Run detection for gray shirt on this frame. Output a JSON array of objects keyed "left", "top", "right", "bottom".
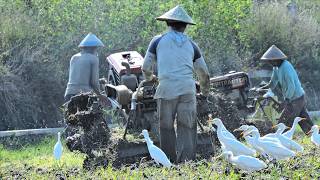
[
  {"left": 64, "top": 52, "right": 100, "bottom": 96},
  {"left": 142, "top": 29, "right": 210, "bottom": 100}
]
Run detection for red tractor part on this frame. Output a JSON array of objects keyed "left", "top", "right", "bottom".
[{"left": 106, "top": 51, "right": 144, "bottom": 91}]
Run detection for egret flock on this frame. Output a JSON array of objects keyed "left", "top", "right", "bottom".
[
  {"left": 140, "top": 116, "right": 319, "bottom": 173},
  {"left": 53, "top": 116, "right": 319, "bottom": 173}
]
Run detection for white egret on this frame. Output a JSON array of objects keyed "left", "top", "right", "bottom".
[
  {"left": 308, "top": 125, "right": 320, "bottom": 147},
  {"left": 210, "top": 118, "right": 256, "bottom": 156},
  {"left": 243, "top": 130, "right": 295, "bottom": 160},
  {"left": 272, "top": 123, "right": 304, "bottom": 152},
  {"left": 283, "top": 117, "right": 306, "bottom": 139},
  {"left": 53, "top": 132, "right": 63, "bottom": 160},
  {"left": 208, "top": 114, "right": 236, "bottom": 140},
  {"left": 234, "top": 125, "right": 269, "bottom": 158},
  {"left": 222, "top": 151, "right": 267, "bottom": 172},
  {"left": 234, "top": 125, "right": 280, "bottom": 143},
  {"left": 141, "top": 129, "right": 172, "bottom": 167}
]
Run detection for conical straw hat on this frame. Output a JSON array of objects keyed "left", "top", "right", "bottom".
[
  {"left": 261, "top": 45, "right": 288, "bottom": 61},
  {"left": 78, "top": 33, "right": 105, "bottom": 48},
  {"left": 156, "top": 5, "right": 195, "bottom": 25}
]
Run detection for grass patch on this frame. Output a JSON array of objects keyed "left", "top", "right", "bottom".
[{"left": 1, "top": 131, "right": 320, "bottom": 179}]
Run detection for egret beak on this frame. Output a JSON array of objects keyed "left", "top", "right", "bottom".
[
  {"left": 240, "top": 131, "right": 245, "bottom": 137},
  {"left": 215, "top": 153, "right": 225, "bottom": 160},
  {"left": 285, "top": 126, "right": 290, "bottom": 130},
  {"left": 300, "top": 118, "right": 306, "bottom": 121},
  {"left": 233, "top": 128, "right": 242, "bottom": 132},
  {"left": 272, "top": 124, "right": 278, "bottom": 129},
  {"left": 306, "top": 129, "right": 312, "bottom": 135}
]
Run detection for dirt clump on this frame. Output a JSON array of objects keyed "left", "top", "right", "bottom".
[
  {"left": 198, "top": 90, "right": 243, "bottom": 136},
  {"left": 64, "top": 92, "right": 111, "bottom": 155}
]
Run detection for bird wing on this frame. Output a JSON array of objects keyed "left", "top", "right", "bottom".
[
  {"left": 223, "top": 138, "right": 255, "bottom": 156},
  {"left": 283, "top": 129, "right": 294, "bottom": 139},
  {"left": 237, "top": 156, "right": 266, "bottom": 169},
  {"left": 150, "top": 145, "right": 172, "bottom": 167},
  {"left": 311, "top": 135, "right": 320, "bottom": 146},
  {"left": 259, "top": 140, "right": 295, "bottom": 157},
  {"left": 53, "top": 142, "right": 63, "bottom": 159},
  {"left": 279, "top": 135, "right": 303, "bottom": 151}
]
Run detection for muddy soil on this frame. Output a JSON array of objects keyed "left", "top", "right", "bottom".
[
  {"left": 197, "top": 91, "right": 244, "bottom": 136},
  {"left": 63, "top": 91, "right": 273, "bottom": 169}
]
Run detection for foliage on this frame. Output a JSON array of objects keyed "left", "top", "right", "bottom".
[
  {"left": 0, "top": 0, "right": 320, "bottom": 129},
  {"left": 241, "top": 1, "right": 320, "bottom": 109}
]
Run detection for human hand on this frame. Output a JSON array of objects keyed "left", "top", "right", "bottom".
[{"left": 149, "top": 75, "right": 158, "bottom": 83}]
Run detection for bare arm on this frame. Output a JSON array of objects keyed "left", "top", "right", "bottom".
[
  {"left": 194, "top": 56, "right": 210, "bottom": 96},
  {"left": 191, "top": 41, "right": 210, "bottom": 96},
  {"left": 142, "top": 51, "right": 156, "bottom": 81}
]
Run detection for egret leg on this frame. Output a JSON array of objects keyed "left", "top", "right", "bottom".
[{"left": 155, "top": 160, "right": 160, "bottom": 166}]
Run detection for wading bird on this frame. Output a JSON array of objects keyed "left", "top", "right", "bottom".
[
  {"left": 141, "top": 129, "right": 172, "bottom": 167},
  {"left": 53, "top": 132, "right": 63, "bottom": 160},
  {"left": 221, "top": 151, "right": 267, "bottom": 172},
  {"left": 308, "top": 125, "right": 320, "bottom": 147},
  {"left": 283, "top": 117, "right": 306, "bottom": 139},
  {"left": 234, "top": 125, "right": 280, "bottom": 143},
  {"left": 210, "top": 118, "right": 256, "bottom": 156},
  {"left": 272, "top": 123, "right": 304, "bottom": 152},
  {"left": 208, "top": 114, "right": 236, "bottom": 140},
  {"left": 243, "top": 130, "right": 295, "bottom": 160}
]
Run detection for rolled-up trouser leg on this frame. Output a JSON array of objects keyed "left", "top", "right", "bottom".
[
  {"left": 279, "top": 101, "right": 299, "bottom": 131},
  {"left": 279, "top": 95, "right": 314, "bottom": 134},
  {"left": 176, "top": 94, "right": 197, "bottom": 163},
  {"left": 298, "top": 97, "right": 314, "bottom": 133},
  {"left": 158, "top": 98, "right": 178, "bottom": 162}
]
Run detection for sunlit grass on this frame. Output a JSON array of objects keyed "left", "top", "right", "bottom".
[{"left": 1, "top": 130, "right": 320, "bottom": 179}]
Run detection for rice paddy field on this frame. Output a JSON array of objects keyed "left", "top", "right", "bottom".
[{"left": 1, "top": 128, "right": 320, "bottom": 179}]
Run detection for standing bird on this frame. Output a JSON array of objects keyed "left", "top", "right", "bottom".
[
  {"left": 243, "top": 130, "right": 295, "bottom": 160},
  {"left": 272, "top": 123, "right": 304, "bottom": 152},
  {"left": 234, "top": 125, "right": 270, "bottom": 158},
  {"left": 53, "top": 132, "right": 63, "bottom": 160},
  {"left": 234, "top": 125, "right": 280, "bottom": 143},
  {"left": 222, "top": 151, "right": 267, "bottom": 172},
  {"left": 283, "top": 117, "right": 306, "bottom": 139},
  {"left": 210, "top": 118, "right": 256, "bottom": 156},
  {"left": 208, "top": 115, "right": 236, "bottom": 140},
  {"left": 141, "top": 130, "right": 172, "bottom": 167},
  {"left": 308, "top": 125, "right": 320, "bottom": 147}
]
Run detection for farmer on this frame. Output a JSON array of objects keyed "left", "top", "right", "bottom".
[
  {"left": 259, "top": 45, "right": 314, "bottom": 133},
  {"left": 142, "top": 5, "right": 210, "bottom": 162},
  {"left": 64, "top": 33, "right": 108, "bottom": 103}
]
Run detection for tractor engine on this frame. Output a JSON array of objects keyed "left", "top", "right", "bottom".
[
  {"left": 106, "top": 51, "right": 144, "bottom": 91},
  {"left": 210, "top": 71, "right": 251, "bottom": 111}
]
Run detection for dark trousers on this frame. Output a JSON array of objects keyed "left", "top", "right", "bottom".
[
  {"left": 157, "top": 94, "right": 197, "bottom": 163},
  {"left": 279, "top": 95, "right": 314, "bottom": 133}
]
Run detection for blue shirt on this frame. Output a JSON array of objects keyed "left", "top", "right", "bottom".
[{"left": 269, "top": 60, "right": 304, "bottom": 102}]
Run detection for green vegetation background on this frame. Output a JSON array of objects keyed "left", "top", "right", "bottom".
[{"left": 0, "top": 0, "right": 319, "bottom": 130}]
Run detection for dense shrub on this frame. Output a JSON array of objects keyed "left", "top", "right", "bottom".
[
  {"left": 241, "top": 2, "right": 320, "bottom": 109},
  {"left": 0, "top": 0, "right": 319, "bottom": 130}
]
